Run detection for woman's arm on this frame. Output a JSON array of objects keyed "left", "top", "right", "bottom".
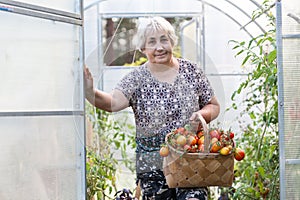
[
  {"left": 190, "top": 96, "right": 220, "bottom": 124},
  {"left": 85, "top": 66, "right": 129, "bottom": 112}
]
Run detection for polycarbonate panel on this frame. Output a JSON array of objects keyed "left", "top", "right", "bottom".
[
  {"left": 8, "top": 0, "right": 81, "bottom": 14},
  {"left": 207, "top": 75, "right": 248, "bottom": 133},
  {"left": 84, "top": 5, "right": 99, "bottom": 60},
  {"left": 0, "top": 115, "right": 85, "bottom": 200},
  {"left": 285, "top": 164, "right": 300, "bottom": 200},
  {"left": 281, "top": 0, "right": 300, "bottom": 199},
  {"left": 98, "top": 0, "right": 203, "bottom": 15},
  {"left": 181, "top": 19, "right": 200, "bottom": 64},
  {"left": 281, "top": 0, "right": 300, "bottom": 35},
  {"left": 283, "top": 39, "right": 300, "bottom": 161},
  {"left": 102, "top": 67, "right": 134, "bottom": 92},
  {"left": 204, "top": 5, "right": 251, "bottom": 75},
  {"left": 0, "top": 12, "right": 83, "bottom": 112}
]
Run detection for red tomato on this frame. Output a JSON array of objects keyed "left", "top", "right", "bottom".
[
  {"left": 210, "top": 141, "right": 222, "bottom": 153},
  {"left": 187, "top": 135, "right": 197, "bottom": 146},
  {"left": 229, "top": 132, "right": 234, "bottom": 139},
  {"left": 234, "top": 148, "right": 245, "bottom": 161},
  {"left": 197, "top": 131, "right": 204, "bottom": 138},
  {"left": 210, "top": 129, "right": 220, "bottom": 140},
  {"left": 159, "top": 146, "right": 169, "bottom": 157}
]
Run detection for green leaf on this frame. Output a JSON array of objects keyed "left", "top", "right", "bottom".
[
  {"left": 258, "top": 166, "right": 265, "bottom": 177},
  {"left": 249, "top": 112, "right": 256, "bottom": 119},
  {"left": 242, "top": 55, "right": 251, "bottom": 65},
  {"left": 236, "top": 49, "right": 244, "bottom": 56},
  {"left": 267, "top": 49, "right": 277, "bottom": 63}
]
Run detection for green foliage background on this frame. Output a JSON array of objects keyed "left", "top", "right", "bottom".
[
  {"left": 227, "top": 1, "right": 279, "bottom": 199},
  {"left": 85, "top": 105, "right": 136, "bottom": 200}
]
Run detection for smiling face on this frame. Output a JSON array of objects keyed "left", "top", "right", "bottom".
[{"left": 142, "top": 30, "right": 174, "bottom": 66}]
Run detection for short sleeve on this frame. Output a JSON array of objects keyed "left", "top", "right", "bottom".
[
  {"left": 114, "top": 67, "right": 141, "bottom": 102},
  {"left": 194, "top": 63, "right": 215, "bottom": 108}
]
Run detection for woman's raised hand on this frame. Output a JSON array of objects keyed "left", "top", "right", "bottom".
[{"left": 84, "top": 65, "right": 95, "bottom": 101}]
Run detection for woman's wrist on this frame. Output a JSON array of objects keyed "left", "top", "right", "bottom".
[{"left": 85, "top": 88, "right": 96, "bottom": 105}]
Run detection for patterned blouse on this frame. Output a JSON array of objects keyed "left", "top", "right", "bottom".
[{"left": 115, "top": 58, "right": 214, "bottom": 174}]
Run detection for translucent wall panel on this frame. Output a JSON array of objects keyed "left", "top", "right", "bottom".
[
  {"left": 98, "top": 0, "right": 203, "bottom": 16},
  {"left": 0, "top": 12, "right": 83, "bottom": 112},
  {"left": 0, "top": 116, "right": 85, "bottom": 200},
  {"left": 181, "top": 19, "right": 198, "bottom": 63},
  {"left": 282, "top": 39, "right": 300, "bottom": 160},
  {"left": 285, "top": 164, "right": 300, "bottom": 199},
  {"left": 8, "top": 0, "right": 81, "bottom": 14},
  {"left": 102, "top": 67, "right": 134, "bottom": 92},
  {"left": 84, "top": 5, "right": 98, "bottom": 59},
  {"left": 0, "top": 1, "right": 85, "bottom": 199},
  {"left": 282, "top": 39, "right": 300, "bottom": 200},
  {"left": 207, "top": 75, "right": 248, "bottom": 133},
  {"left": 204, "top": 5, "right": 251, "bottom": 75},
  {"left": 279, "top": 0, "right": 300, "bottom": 199},
  {"left": 282, "top": 1, "right": 300, "bottom": 35}
]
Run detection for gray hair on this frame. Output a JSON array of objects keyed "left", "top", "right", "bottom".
[{"left": 133, "top": 17, "right": 178, "bottom": 51}]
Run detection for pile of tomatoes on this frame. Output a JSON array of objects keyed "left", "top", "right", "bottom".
[{"left": 160, "top": 126, "right": 245, "bottom": 161}]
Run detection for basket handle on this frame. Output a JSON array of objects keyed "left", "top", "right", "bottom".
[{"left": 192, "top": 114, "right": 210, "bottom": 153}]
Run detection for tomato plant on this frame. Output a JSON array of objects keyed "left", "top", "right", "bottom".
[
  {"left": 226, "top": 1, "right": 279, "bottom": 199},
  {"left": 85, "top": 104, "right": 136, "bottom": 200}
]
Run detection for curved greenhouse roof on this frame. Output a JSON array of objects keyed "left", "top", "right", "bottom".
[{"left": 85, "top": 0, "right": 271, "bottom": 37}]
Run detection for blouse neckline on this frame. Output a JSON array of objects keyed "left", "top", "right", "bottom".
[{"left": 143, "top": 58, "right": 182, "bottom": 86}]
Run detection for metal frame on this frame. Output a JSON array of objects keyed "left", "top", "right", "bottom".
[
  {"left": 282, "top": 34, "right": 300, "bottom": 39},
  {"left": 0, "top": 111, "right": 84, "bottom": 117},
  {"left": 0, "top": 0, "right": 82, "bottom": 25},
  {"left": 275, "top": 1, "right": 285, "bottom": 200},
  {"left": 277, "top": 0, "right": 300, "bottom": 199}
]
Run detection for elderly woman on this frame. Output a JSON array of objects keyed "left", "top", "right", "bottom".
[{"left": 85, "top": 17, "right": 220, "bottom": 200}]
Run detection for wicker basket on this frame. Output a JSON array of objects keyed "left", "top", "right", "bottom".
[{"left": 163, "top": 115, "right": 234, "bottom": 188}]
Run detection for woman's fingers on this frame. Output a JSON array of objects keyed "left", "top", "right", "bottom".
[{"left": 84, "top": 65, "right": 92, "bottom": 80}]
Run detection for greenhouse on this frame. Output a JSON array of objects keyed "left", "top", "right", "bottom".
[{"left": 0, "top": 0, "right": 299, "bottom": 199}]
